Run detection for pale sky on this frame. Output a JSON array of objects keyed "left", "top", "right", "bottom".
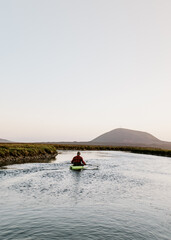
[{"left": 1, "top": 0, "right": 171, "bottom": 142}]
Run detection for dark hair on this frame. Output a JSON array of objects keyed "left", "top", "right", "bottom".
[{"left": 77, "top": 151, "right": 80, "bottom": 155}]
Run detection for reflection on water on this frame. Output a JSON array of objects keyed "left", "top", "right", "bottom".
[{"left": 0, "top": 151, "right": 171, "bottom": 240}]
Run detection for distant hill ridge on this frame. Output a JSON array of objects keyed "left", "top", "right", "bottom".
[
  {"left": 1, "top": 128, "right": 171, "bottom": 150},
  {"left": 0, "top": 138, "right": 11, "bottom": 143},
  {"left": 91, "top": 128, "right": 171, "bottom": 148}
]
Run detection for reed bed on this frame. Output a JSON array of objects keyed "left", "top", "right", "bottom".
[{"left": 53, "top": 144, "right": 171, "bottom": 158}]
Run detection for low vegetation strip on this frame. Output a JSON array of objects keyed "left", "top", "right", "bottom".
[
  {"left": 0, "top": 144, "right": 57, "bottom": 167},
  {"left": 0, "top": 143, "right": 170, "bottom": 167},
  {"left": 53, "top": 144, "right": 171, "bottom": 158}
]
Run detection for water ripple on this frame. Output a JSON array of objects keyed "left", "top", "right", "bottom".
[{"left": 0, "top": 151, "right": 171, "bottom": 239}]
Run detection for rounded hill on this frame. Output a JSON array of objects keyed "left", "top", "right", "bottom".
[{"left": 91, "top": 128, "right": 161, "bottom": 146}]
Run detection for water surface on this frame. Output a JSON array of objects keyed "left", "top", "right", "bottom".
[{"left": 0, "top": 151, "right": 171, "bottom": 239}]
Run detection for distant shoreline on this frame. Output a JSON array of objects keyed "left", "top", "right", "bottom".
[
  {"left": 0, "top": 143, "right": 171, "bottom": 168},
  {"left": 53, "top": 144, "right": 171, "bottom": 158}
]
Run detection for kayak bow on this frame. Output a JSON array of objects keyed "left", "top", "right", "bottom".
[
  {"left": 70, "top": 165, "right": 99, "bottom": 171},
  {"left": 70, "top": 165, "right": 85, "bottom": 171}
]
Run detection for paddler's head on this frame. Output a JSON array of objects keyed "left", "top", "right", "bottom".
[{"left": 77, "top": 151, "right": 81, "bottom": 156}]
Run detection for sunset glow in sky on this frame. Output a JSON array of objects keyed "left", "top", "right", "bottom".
[{"left": 1, "top": 0, "right": 171, "bottom": 142}]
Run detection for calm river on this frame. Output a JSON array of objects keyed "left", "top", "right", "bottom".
[{"left": 0, "top": 151, "right": 171, "bottom": 240}]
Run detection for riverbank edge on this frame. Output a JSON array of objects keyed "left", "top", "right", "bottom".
[
  {"left": 0, "top": 143, "right": 170, "bottom": 167},
  {"left": 0, "top": 153, "right": 57, "bottom": 168},
  {"left": 0, "top": 144, "right": 57, "bottom": 167},
  {"left": 53, "top": 144, "right": 171, "bottom": 158}
]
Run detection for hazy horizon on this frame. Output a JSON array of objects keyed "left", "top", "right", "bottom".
[
  {"left": 1, "top": 127, "right": 171, "bottom": 143},
  {"left": 1, "top": 0, "right": 171, "bottom": 142}
]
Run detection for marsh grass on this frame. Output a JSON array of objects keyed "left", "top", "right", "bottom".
[
  {"left": 53, "top": 144, "right": 171, "bottom": 158},
  {"left": 0, "top": 143, "right": 170, "bottom": 166},
  {"left": 0, "top": 143, "right": 57, "bottom": 159}
]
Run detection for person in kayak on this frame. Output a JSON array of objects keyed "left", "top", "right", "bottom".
[{"left": 71, "top": 152, "right": 86, "bottom": 166}]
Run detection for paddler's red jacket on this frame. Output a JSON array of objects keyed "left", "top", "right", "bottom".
[{"left": 71, "top": 155, "right": 86, "bottom": 166}]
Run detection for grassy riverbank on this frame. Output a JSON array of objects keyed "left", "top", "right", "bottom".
[
  {"left": 0, "top": 143, "right": 170, "bottom": 167},
  {"left": 53, "top": 144, "right": 171, "bottom": 158},
  {"left": 0, "top": 144, "right": 57, "bottom": 167}
]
